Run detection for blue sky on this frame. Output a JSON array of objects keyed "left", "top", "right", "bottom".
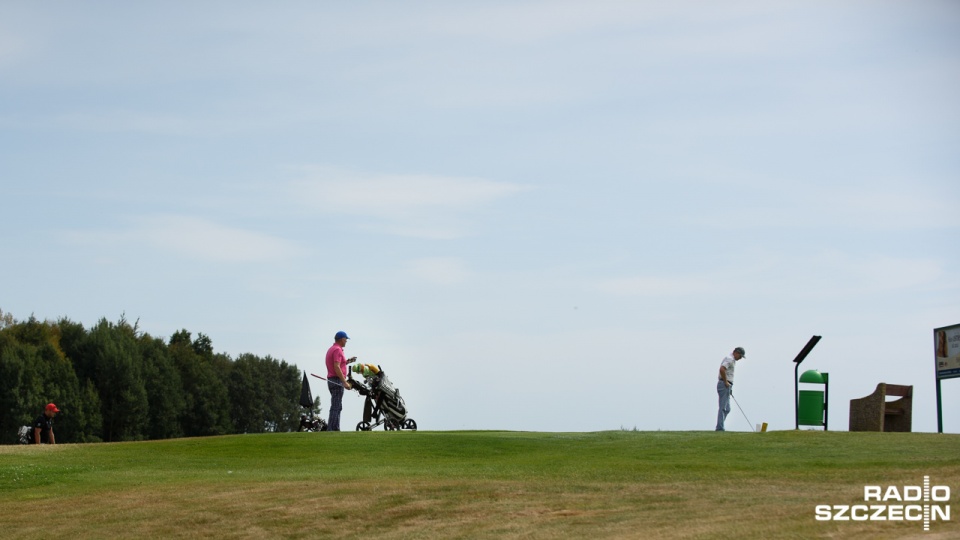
[{"left": 2, "top": 1, "right": 959, "bottom": 433}]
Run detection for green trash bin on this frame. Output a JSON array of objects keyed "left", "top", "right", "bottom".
[{"left": 798, "top": 370, "right": 829, "bottom": 429}]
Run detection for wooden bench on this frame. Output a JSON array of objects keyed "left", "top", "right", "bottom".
[{"left": 848, "top": 383, "right": 913, "bottom": 432}]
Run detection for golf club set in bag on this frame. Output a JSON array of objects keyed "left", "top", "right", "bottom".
[
  {"left": 297, "top": 413, "right": 327, "bottom": 432},
  {"left": 309, "top": 362, "right": 416, "bottom": 432}
]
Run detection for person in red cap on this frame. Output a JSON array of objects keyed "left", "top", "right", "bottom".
[{"left": 31, "top": 403, "right": 59, "bottom": 444}]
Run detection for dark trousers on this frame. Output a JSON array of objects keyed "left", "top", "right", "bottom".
[{"left": 327, "top": 380, "right": 344, "bottom": 431}]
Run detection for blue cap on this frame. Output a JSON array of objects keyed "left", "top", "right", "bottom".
[{"left": 335, "top": 331, "right": 350, "bottom": 340}]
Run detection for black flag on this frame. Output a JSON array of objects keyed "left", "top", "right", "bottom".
[{"left": 299, "top": 371, "right": 314, "bottom": 408}]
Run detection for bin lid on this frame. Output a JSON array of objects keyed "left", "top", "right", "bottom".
[{"left": 799, "top": 369, "right": 826, "bottom": 384}]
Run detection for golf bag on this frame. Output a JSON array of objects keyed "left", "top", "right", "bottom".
[
  {"left": 353, "top": 366, "right": 416, "bottom": 432},
  {"left": 17, "top": 425, "right": 31, "bottom": 444},
  {"left": 298, "top": 414, "right": 327, "bottom": 432}
]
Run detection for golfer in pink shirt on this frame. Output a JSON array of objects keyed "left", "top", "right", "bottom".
[{"left": 325, "top": 330, "right": 356, "bottom": 431}]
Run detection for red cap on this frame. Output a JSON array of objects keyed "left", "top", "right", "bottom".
[{"left": 46, "top": 403, "right": 60, "bottom": 413}]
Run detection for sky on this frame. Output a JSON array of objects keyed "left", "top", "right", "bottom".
[{"left": 2, "top": 1, "right": 959, "bottom": 434}]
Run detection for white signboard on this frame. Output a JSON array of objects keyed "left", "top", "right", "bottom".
[{"left": 934, "top": 324, "right": 960, "bottom": 380}]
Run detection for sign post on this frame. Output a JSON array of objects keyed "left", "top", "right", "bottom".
[{"left": 934, "top": 324, "right": 960, "bottom": 433}]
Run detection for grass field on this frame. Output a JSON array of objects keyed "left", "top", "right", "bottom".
[{"left": 1, "top": 430, "right": 958, "bottom": 539}]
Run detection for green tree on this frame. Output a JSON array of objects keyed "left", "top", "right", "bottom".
[
  {"left": 0, "top": 339, "right": 42, "bottom": 443},
  {"left": 139, "top": 335, "right": 185, "bottom": 440},
  {"left": 227, "top": 354, "right": 302, "bottom": 433},
  {"left": 56, "top": 318, "right": 104, "bottom": 442},
  {"left": 264, "top": 357, "right": 302, "bottom": 432},
  {"left": 2, "top": 314, "right": 310, "bottom": 444},
  {"left": 73, "top": 379, "right": 104, "bottom": 443},
  {"left": 84, "top": 318, "right": 149, "bottom": 441},
  {"left": 0, "top": 317, "right": 94, "bottom": 443},
  {"left": 0, "top": 307, "right": 15, "bottom": 330},
  {"left": 228, "top": 354, "right": 267, "bottom": 433},
  {"left": 169, "top": 330, "right": 231, "bottom": 437}
]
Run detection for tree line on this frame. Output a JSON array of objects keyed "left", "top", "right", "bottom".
[{"left": 0, "top": 310, "right": 320, "bottom": 444}]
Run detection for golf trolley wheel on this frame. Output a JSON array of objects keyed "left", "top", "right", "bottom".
[
  {"left": 356, "top": 421, "right": 372, "bottom": 431},
  {"left": 402, "top": 418, "right": 417, "bottom": 431},
  {"left": 384, "top": 419, "right": 400, "bottom": 431}
]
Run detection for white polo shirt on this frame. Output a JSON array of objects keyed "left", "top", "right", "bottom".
[{"left": 719, "top": 355, "right": 736, "bottom": 383}]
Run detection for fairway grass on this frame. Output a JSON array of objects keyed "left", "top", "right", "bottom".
[{"left": 1, "top": 430, "right": 958, "bottom": 539}]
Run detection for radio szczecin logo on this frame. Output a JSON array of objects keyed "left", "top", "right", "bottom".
[{"left": 815, "top": 476, "right": 951, "bottom": 531}]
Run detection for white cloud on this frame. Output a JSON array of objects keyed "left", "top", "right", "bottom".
[
  {"left": 825, "top": 188, "right": 960, "bottom": 231},
  {"left": 0, "top": 28, "right": 27, "bottom": 69},
  {"left": 764, "top": 185, "right": 960, "bottom": 232},
  {"left": 404, "top": 257, "right": 471, "bottom": 285},
  {"left": 138, "top": 215, "right": 302, "bottom": 263},
  {"left": 294, "top": 168, "right": 526, "bottom": 215},
  {"left": 54, "top": 110, "right": 193, "bottom": 135},
  {"left": 774, "top": 250, "right": 944, "bottom": 295},
  {"left": 65, "top": 215, "right": 302, "bottom": 264},
  {"left": 290, "top": 167, "right": 530, "bottom": 238},
  {"left": 594, "top": 275, "right": 713, "bottom": 297},
  {"left": 593, "top": 251, "right": 943, "bottom": 300},
  {"left": 671, "top": 167, "right": 960, "bottom": 232}
]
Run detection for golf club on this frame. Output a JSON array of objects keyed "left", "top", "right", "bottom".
[
  {"left": 730, "top": 392, "right": 755, "bottom": 432},
  {"left": 310, "top": 373, "right": 352, "bottom": 390}
]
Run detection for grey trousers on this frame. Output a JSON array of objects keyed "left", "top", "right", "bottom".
[{"left": 716, "top": 380, "right": 732, "bottom": 431}]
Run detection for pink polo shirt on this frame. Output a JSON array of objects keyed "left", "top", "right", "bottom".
[{"left": 326, "top": 343, "right": 347, "bottom": 380}]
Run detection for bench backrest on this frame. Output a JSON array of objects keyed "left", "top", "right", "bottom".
[{"left": 884, "top": 384, "right": 912, "bottom": 398}]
